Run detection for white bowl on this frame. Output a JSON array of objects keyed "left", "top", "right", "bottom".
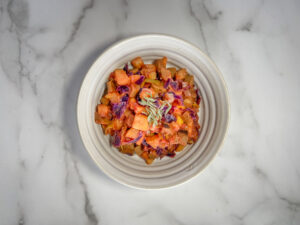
[{"left": 77, "top": 34, "right": 229, "bottom": 189}]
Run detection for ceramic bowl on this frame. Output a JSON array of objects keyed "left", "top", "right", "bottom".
[{"left": 77, "top": 34, "right": 229, "bottom": 189}]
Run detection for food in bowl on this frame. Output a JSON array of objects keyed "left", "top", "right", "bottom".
[{"left": 95, "top": 56, "right": 201, "bottom": 164}]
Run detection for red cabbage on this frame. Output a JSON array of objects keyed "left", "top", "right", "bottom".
[
  {"left": 112, "top": 102, "right": 126, "bottom": 118},
  {"left": 136, "top": 71, "right": 141, "bottom": 75},
  {"left": 112, "top": 132, "right": 121, "bottom": 147},
  {"left": 142, "top": 139, "right": 150, "bottom": 147},
  {"left": 164, "top": 114, "right": 176, "bottom": 123},
  {"left": 156, "top": 147, "right": 163, "bottom": 155},
  {"left": 135, "top": 75, "right": 145, "bottom": 85},
  {"left": 128, "top": 72, "right": 133, "bottom": 76},
  {"left": 164, "top": 78, "right": 171, "bottom": 88},
  {"left": 123, "top": 63, "right": 129, "bottom": 74},
  {"left": 121, "top": 94, "right": 129, "bottom": 103},
  {"left": 123, "top": 132, "right": 143, "bottom": 144},
  {"left": 186, "top": 108, "right": 197, "bottom": 120},
  {"left": 117, "top": 85, "right": 129, "bottom": 93},
  {"left": 170, "top": 81, "right": 179, "bottom": 90}
]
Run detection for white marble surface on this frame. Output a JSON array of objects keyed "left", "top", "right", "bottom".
[{"left": 1, "top": 0, "right": 300, "bottom": 224}]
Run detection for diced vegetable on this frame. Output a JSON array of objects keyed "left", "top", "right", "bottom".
[
  {"left": 160, "top": 67, "right": 172, "bottom": 81},
  {"left": 130, "top": 84, "right": 140, "bottom": 97},
  {"left": 145, "top": 135, "right": 160, "bottom": 149},
  {"left": 175, "top": 68, "right": 187, "bottom": 80},
  {"left": 119, "top": 144, "right": 135, "bottom": 155},
  {"left": 125, "top": 128, "right": 140, "bottom": 139},
  {"left": 105, "top": 91, "right": 120, "bottom": 104},
  {"left": 167, "top": 67, "right": 177, "bottom": 77},
  {"left": 107, "top": 80, "right": 116, "bottom": 93},
  {"left": 154, "top": 57, "right": 167, "bottom": 73},
  {"left": 114, "top": 69, "right": 130, "bottom": 85},
  {"left": 97, "top": 104, "right": 110, "bottom": 117},
  {"left": 131, "top": 57, "right": 144, "bottom": 69},
  {"left": 132, "top": 114, "right": 149, "bottom": 131},
  {"left": 100, "top": 97, "right": 110, "bottom": 105}
]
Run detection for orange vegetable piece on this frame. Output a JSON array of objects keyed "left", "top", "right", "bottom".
[
  {"left": 125, "top": 128, "right": 140, "bottom": 139},
  {"left": 130, "top": 75, "right": 141, "bottom": 84},
  {"left": 105, "top": 91, "right": 120, "bottom": 104},
  {"left": 129, "top": 84, "right": 140, "bottom": 97},
  {"left": 114, "top": 69, "right": 130, "bottom": 85},
  {"left": 131, "top": 57, "right": 144, "bottom": 69},
  {"left": 175, "top": 68, "right": 187, "bottom": 80},
  {"left": 113, "top": 119, "right": 123, "bottom": 131},
  {"left": 160, "top": 67, "right": 172, "bottom": 81},
  {"left": 97, "top": 104, "right": 110, "bottom": 117},
  {"left": 132, "top": 114, "right": 149, "bottom": 131},
  {"left": 136, "top": 132, "right": 145, "bottom": 145},
  {"left": 154, "top": 57, "right": 167, "bottom": 73},
  {"left": 145, "top": 135, "right": 160, "bottom": 149}
]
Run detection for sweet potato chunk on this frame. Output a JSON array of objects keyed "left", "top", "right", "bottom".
[
  {"left": 97, "top": 104, "right": 110, "bottom": 117},
  {"left": 132, "top": 114, "right": 149, "bottom": 131},
  {"left": 160, "top": 67, "right": 172, "bottom": 81},
  {"left": 105, "top": 91, "right": 120, "bottom": 104},
  {"left": 114, "top": 69, "right": 130, "bottom": 85},
  {"left": 125, "top": 128, "right": 140, "bottom": 139},
  {"left": 145, "top": 135, "right": 160, "bottom": 149},
  {"left": 131, "top": 57, "right": 144, "bottom": 69},
  {"left": 175, "top": 68, "right": 187, "bottom": 80}
]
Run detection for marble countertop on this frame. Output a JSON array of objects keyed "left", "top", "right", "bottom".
[{"left": 1, "top": 0, "right": 300, "bottom": 224}]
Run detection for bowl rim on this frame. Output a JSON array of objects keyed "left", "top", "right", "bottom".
[{"left": 76, "top": 33, "right": 230, "bottom": 189}]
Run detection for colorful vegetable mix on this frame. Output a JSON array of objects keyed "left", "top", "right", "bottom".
[{"left": 95, "top": 56, "right": 201, "bottom": 164}]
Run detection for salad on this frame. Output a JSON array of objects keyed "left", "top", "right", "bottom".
[{"left": 95, "top": 56, "right": 201, "bottom": 164}]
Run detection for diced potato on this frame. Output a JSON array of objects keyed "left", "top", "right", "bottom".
[
  {"left": 175, "top": 68, "right": 187, "bottom": 80},
  {"left": 184, "top": 74, "right": 194, "bottom": 86},
  {"left": 145, "top": 135, "right": 160, "bottom": 149},
  {"left": 129, "top": 98, "right": 137, "bottom": 110},
  {"left": 175, "top": 144, "right": 185, "bottom": 152},
  {"left": 154, "top": 57, "right": 167, "bottom": 73},
  {"left": 130, "top": 75, "right": 141, "bottom": 84},
  {"left": 114, "top": 69, "right": 130, "bottom": 85},
  {"left": 183, "top": 98, "right": 193, "bottom": 108},
  {"left": 136, "top": 132, "right": 145, "bottom": 145},
  {"left": 178, "top": 131, "right": 188, "bottom": 145},
  {"left": 148, "top": 71, "right": 157, "bottom": 79},
  {"left": 124, "top": 110, "right": 134, "bottom": 127},
  {"left": 141, "top": 151, "right": 154, "bottom": 165},
  {"left": 167, "top": 67, "right": 177, "bottom": 77},
  {"left": 105, "top": 91, "right": 120, "bottom": 104},
  {"left": 129, "top": 68, "right": 139, "bottom": 74},
  {"left": 104, "top": 123, "right": 114, "bottom": 135},
  {"left": 160, "top": 67, "right": 172, "bottom": 81},
  {"left": 132, "top": 114, "right": 149, "bottom": 131},
  {"left": 141, "top": 64, "right": 156, "bottom": 77},
  {"left": 129, "top": 84, "right": 140, "bottom": 97},
  {"left": 95, "top": 113, "right": 111, "bottom": 125},
  {"left": 107, "top": 80, "right": 116, "bottom": 93},
  {"left": 170, "top": 121, "right": 181, "bottom": 131},
  {"left": 97, "top": 104, "right": 110, "bottom": 117},
  {"left": 134, "top": 105, "right": 146, "bottom": 114},
  {"left": 131, "top": 57, "right": 144, "bottom": 69},
  {"left": 119, "top": 144, "right": 135, "bottom": 155},
  {"left": 125, "top": 128, "right": 140, "bottom": 139},
  {"left": 113, "top": 119, "right": 123, "bottom": 130},
  {"left": 100, "top": 97, "right": 109, "bottom": 105},
  {"left": 134, "top": 145, "right": 143, "bottom": 156}
]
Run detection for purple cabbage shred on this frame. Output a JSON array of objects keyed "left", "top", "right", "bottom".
[
  {"left": 164, "top": 78, "right": 171, "bottom": 88},
  {"left": 164, "top": 114, "right": 176, "bottom": 123},
  {"left": 112, "top": 132, "right": 121, "bottom": 147},
  {"left": 117, "top": 85, "right": 129, "bottom": 94},
  {"left": 123, "top": 63, "right": 129, "bottom": 74},
  {"left": 135, "top": 75, "right": 145, "bottom": 85}
]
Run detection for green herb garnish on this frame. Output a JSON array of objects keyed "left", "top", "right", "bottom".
[{"left": 138, "top": 93, "right": 171, "bottom": 127}]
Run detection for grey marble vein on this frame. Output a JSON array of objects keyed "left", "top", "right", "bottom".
[{"left": 59, "top": 0, "right": 95, "bottom": 54}]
